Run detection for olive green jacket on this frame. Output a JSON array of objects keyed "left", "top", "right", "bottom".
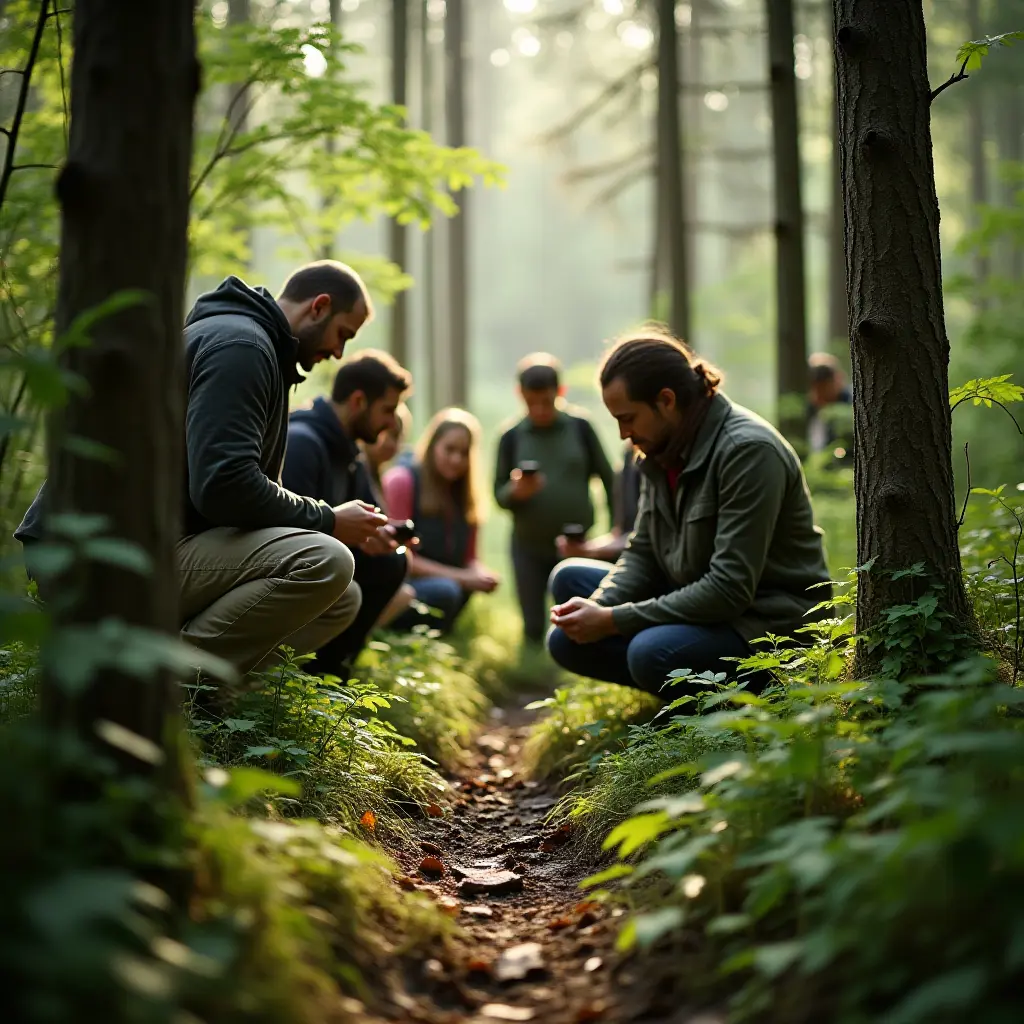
[{"left": 593, "top": 393, "right": 830, "bottom": 642}]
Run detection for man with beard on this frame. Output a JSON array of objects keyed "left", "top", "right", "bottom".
[
  {"left": 282, "top": 350, "right": 413, "bottom": 675},
  {"left": 546, "top": 330, "right": 829, "bottom": 699},
  {"left": 16, "top": 261, "right": 389, "bottom": 680}
]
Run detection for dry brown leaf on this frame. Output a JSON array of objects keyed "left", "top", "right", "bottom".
[
  {"left": 419, "top": 855, "right": 445, "bottom": 875},
  {"left": 547, "top": 916, "right": 573, "bottom": 931},
  {"left": 466, "top": 957, "right": 493, "bottom": 974},
  {"left": 358, "top": 810, "right": 376, "bottom": 831},
  {"left": 575, "top": 1003, "right": 606, "bottom": 1022},
  {"left": 426, "top": 802, "right": 445, "bottom": 818}
]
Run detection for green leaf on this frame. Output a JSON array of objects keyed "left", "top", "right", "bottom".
[
  {"left": 617, "top": 907, "right": 685, "bottom": 952},
  {"left": 753, "top": 940, "right": 804, "bottom": 980},
  {"left": 224, "top": 718, "right": 256, "bottom": 732},
  {"left": 579, "top": 864, "right": 635, "bottom": 889},
  {"left": 82, "top": 537, "right": 152, "bottom": 575},
  {"left": 603, "top": 811, "right": 672, "bottom": 857},
  {"left": 215, "top": 767, "right": 301, "bottom": 806},
  {"left": 955, "top": 32, "right": 1024, "bottom": 73}
]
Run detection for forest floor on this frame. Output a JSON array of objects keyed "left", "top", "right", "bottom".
[{"left": 365, "top": 690, "right": 726, "bottom": 1024}]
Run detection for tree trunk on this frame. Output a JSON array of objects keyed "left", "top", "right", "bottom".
[
  {"left": 420, "top": 0, "right": 440, "bottom": 413},
  {"left": 45, "top": 0, "right": 197, "bottom": 760},
  {"left": 389, "top": 0, "right": 409, "bottom": 365},
  {"left": 995, "top": 0, "right": 1023, "bottom": 282},
  {"left": 832, "top": 0, "right": 971, "bottom": 641},
  {"left": 827, "top": 5, "right": 847, "bottom": 355},
  {"left": 656, "top": 0, "right": 690, "bottom": 342},
  {"left": 767, "top": 0, "right": 808, "bottom": 446},
  {"left": 228, "top": 0, "right": 251, "bottom": 267},
  {"left": 320, "top": 0, "right": 342, "bottom": 260},
  {"left": 967, "top": 0, "right": 989, "bottom": 296},
  {"left": 444, "top": 0, "right": 467, "bottom": 408}
]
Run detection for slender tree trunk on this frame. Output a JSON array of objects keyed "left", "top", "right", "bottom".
[
  {"left": 656, "top": 0, "right": 690, "bottom": 342},
  {"left": 996, "top": 0, "right": 1023, "bottom": 282},
  {"left": 767, "top": 0, "right": 808, "bottom": 446},
  {"left": 444, "top": 0, "right": 467, "bottom": 407},
  {"left": 827, "top": 5, "right": 847, "bottom": 355},
  {"left": 389, "top": 0, "right": 409, "bottom": 365},
  {"left": 420, "top": 0, "right": 440, "bottom": 413},
  {"left": 320, "top": 0, "right": 342, "bottom": 260},
  {"left": 967, "top": 0, "right": 989, "bottom": 297},
  {"left": 45, "top": 0, "right": 198, "bottom": 757},
  {"left": 833, "top": 0, "right": 971, "bottom": 642},
  {"left": 682, "top": 0, "right": 701, "bottom": 318},
  {"left": 228, "top": 0, "right": 251, "bottom": 267}
]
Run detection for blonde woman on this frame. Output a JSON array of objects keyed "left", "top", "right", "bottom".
[{"left": 382, "top": 408, "right": 500, "bottom": 633}]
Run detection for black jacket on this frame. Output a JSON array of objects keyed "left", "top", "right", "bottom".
[
  {"left": 15, "top": 276, "right": 334, "bottom": 544},
  {"left": 282, "top": 397, "right": 376, "bottom": 507}
]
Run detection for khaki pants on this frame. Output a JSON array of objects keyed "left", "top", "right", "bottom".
[{"left": 178, "top": 527, "right": 361, "bottom": 677}]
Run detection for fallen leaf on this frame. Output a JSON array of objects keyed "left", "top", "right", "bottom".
[
  {"left": 584, "top": 956, "right": 603, "bottom": 973},
  {"left": 420, "top": 839, "right": 443, "bottom": 856},
  {"left": 359, "top": 810, "right": 376, "bottom": 831},
  {"left": 539, "top": 841, "right": 558, "bottom": 854},
  {"left": 574, "top": 901, "right": 600, "bottom": 915},
  {"left": 397, "top": 875, "right": 418, "bottom": 890},
  {"left": 576, "top": 1003, "right": 606, "bottom": 1022},
  {"left": 419, "top": 856, "right": 445, "bottom": 876},
  {"left": 426, "top": 802, "right": 444, "bottom": 818},
  {"left": 494, "top": 942, "right": 545, "bottom": 982},
  {"left": 466, "top": 957, "right": 493, "bottom": 974},
  {"left": 480, "top": 1005, "right": 535, "bottom": 1021},
  {"left": 547, "top": 916, "right": 573, "bottom": 931}
]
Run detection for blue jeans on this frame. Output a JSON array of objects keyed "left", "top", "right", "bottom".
[
  {"left": 392, "top": 575, "right": 470, "bottom": 635},
  {"left": 546, "top": 559, "right": 753, "bottom": 699}
]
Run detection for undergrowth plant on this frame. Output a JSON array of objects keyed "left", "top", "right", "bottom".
[{"left": 187, "top": 648, "right": 449, "bottom": 839}]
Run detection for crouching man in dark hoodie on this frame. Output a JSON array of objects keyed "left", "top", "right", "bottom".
[
  {"left": 15, "top": 261, "right": 394, "bottom": 679},
  {"left": 282, "top": 350, "right": 413, "bottom": 676}
]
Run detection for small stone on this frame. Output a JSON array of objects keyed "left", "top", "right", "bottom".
[
  {"left": 494, "top": 941, "right": 545, "bottom": 982},
  {"left": 457, "top": 869, "right": 525, "bottom": 897},
  {"left": 480, "top": 1004, "right": 534, "bottom": 1021},
  {"left": 464, "top": 904, "right": 494, "bottom": 918},
  {"left": 504, "top": 834, "right": 542, "bottom": 853},
  {"left": 477, "top": 733, "right": 507, "bottom": 754},
  {"left": 584, "top": 956, "right": 603, "bottom": 972}
]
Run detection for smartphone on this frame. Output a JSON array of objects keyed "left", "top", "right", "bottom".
[
  {"left": 518, "top": 460, "right": 540, "bottom": 476},
  {"left": 562, "top": 523, "right": 586, "bottom": 542},
  {"left": 391, "top": 520, "right": 416, "bottom": 543}
]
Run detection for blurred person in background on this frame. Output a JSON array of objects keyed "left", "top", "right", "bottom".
[
  {"left": 807, "top": 352, "right": 853, "bottom": 462},
  {"left": 282, "top": 350, "right": 413, "bottom": 675},
  {"left": 556, "top": 441, "right": 642, "bottom": 563},
  {"left": 362, "top": 401, "right": 412, "bottom": 508},
  {"left": 494, "top": 353, "right": 616, "bottom": 644},
  {"left": 384, "top": 408, "right": 500, "bottom": 634},
  {"left": 547, "top": 331, "right": 829, "bottom": 698}
]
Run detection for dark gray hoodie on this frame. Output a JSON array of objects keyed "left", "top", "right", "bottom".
[{"left": 15, "top": 276, "right": 335, "bottom": 545}]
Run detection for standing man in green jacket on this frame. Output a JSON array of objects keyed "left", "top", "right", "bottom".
[
  {"left": 494, "top": 353, "right": 617, "bottom": 643},
  {"left": 547, "top": 332, "right": 829, "bottom": 697}
]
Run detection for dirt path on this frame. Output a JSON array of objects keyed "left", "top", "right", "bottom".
[{"left": 373, "top": 692, "right": 713, "bottom": 1024}]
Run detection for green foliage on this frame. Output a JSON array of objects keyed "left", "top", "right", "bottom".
[
  {"left": 358, "top": 630, "right": 490, "bottom": 770},
  {"left": 560, "top": 534, "right": 1024, "bottom": 1022},
  {"left": 956, "top": 30, "right": 1024, "bottom": 71},
  {"left": 949, "top": 373, "right": 1024, "bottom": 410},
  {"left": 187, "top": 648, "right": 448, "bottom": 837}
]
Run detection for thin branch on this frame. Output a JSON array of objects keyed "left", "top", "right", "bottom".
[
  {"left": 957, "top": 442, "right": 972, "bottom": 529},
  {"left": 0, "top": 0, "right": 50, "bottom": 214},
  {"left": 950, "top": 395, "right": 1024, "bottom": 434},
  {"left": 561, "top": 145, "right": 653, "bottom": 185},
  {"left": 586, "top": 159, "right": 654, "bottom": 210},
  {"left": 539, "top": 62, "right": 650, "bottom": 145},
  {"left": 11, "top": 163, "right": 57, "bottom": 172},
  {"left": 930, "top": 57, "right": 970, "bottom": 103}
]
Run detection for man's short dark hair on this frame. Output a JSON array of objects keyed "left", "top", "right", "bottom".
[
  {"left": 279, "top": 260, "right": 375, "bottom": 322},
  {"left": 331, "top": 349, "right": 411, "bottom": 405},
  {"left": 517, "top": 352, "right": 561, "bottom": 392},
  {"left": 808, "top": 352, "right": 841, "bottom": 385}
]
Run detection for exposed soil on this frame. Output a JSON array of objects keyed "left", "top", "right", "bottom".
[{"left": 366, "top": 692, "right": 726, "bottom": 1024}]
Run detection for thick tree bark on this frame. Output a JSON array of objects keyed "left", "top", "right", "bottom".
[
  {"left": 767, "top": 0, "right": 808, "bottom": 446},
  {"left": 45, "top": 0, "right": 198, "bottom": 754},
  {"left": 967, "top": 0, "right": 989, "bottom": 296},
  {"left": 444, "top": 0, "right": 467, "bottom": 407},
  {"left": 832, "top": 0, "right": 971, "bottom": 639},
  {"left": 389, "top": 0, "right": 409, "bottom": 365},
  {"left": 656, "top": 0, "right": 690, "bottom": 342}
]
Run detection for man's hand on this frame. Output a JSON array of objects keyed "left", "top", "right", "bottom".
[
  {"left": 550, "top": 596, "right": 618, "bottom": 643},
  {"left": 460, "top": 562, "right": 500, "bottom": 594},
  {"left": 358, "top": 523, "right": 409, "bottom": 556},
  {"left": 556, "top": 535, "right": 589, "bottom": 559},
  {"left": 509, "top": 467, "right": 545, "bottom": 502},
  {"left": 332, "top": 500, "right": 388, "bottom": 547}
]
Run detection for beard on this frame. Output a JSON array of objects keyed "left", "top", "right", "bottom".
[
  {"left": 350, "top": 409, "right": 380, "bottom": 444},
  {"left": 294, "top": 319, "right": 327, "bottom": 372}
]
